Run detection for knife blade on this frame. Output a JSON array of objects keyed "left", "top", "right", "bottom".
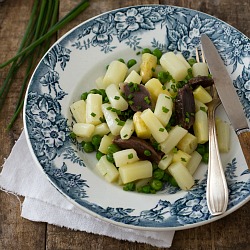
[{"left": 201, "top": 34, "right": 250, "bottom": 170}]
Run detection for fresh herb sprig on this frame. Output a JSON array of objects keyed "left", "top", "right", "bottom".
[{"left": 0, "top": 0, "right": 90, "bottom": 129}]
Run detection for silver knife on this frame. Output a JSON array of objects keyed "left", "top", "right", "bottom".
[{"left": 201, "top": 34, "right": 250, "bottom": 170}]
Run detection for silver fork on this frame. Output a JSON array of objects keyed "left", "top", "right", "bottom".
[{"left": 196, "top": 48, "right": 228, "bottom": 216}]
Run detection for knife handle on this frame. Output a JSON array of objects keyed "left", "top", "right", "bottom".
[{"left": 237, "top": 129, "right": 250, "bottom": 170}]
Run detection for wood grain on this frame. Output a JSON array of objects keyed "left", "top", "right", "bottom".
[
  {"left": 237, "top": 130, "right": 250, "bottom": 170},
  {"left": 0, "top": 1, "right": 47, "bottom": 250},
  {"left": 1, "top": 0, "right": 250, "bottom": 249}
]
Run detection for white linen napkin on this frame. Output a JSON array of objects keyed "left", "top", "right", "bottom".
[{"left": 0, "top": 131, "right": 175, "bottom": 248}]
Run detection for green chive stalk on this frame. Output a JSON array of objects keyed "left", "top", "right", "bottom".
[
  {"left": 0, "top": 0, "right": 90, "bottom": 69},
  {"left": 13, "top": 0, "right": 52, "bottom": 113},
  {"left": 1, "top": 0, "right": 90, "bottom": 129},
  {"left": 0, "top": 0, "right": 40, "bottom": 101}
]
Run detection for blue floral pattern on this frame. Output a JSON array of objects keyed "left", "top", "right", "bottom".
[{"left": 24, "top": 5, "right": 250, "bottom": 229}]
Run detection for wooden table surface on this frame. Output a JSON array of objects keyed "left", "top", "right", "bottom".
[{"left": 0, "top": 0, "right": 249, "bottom": 249}]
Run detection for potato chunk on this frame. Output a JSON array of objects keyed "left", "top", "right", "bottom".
[
  {"left": 168, "top": 162, "right": 194, "bottom": 190},
  {"left": 96, "top": 156, "right": 119, "bottom": 183},
  {"left": 119, "top": 160, "right": 152, "bottom": 184},
  {"left": 160, "top": 52, "right": 188, "bottom": 82}
]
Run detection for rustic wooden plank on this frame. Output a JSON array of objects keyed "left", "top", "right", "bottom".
[
  {"left": 47, "top": 0, "right": 164, "bottom": 249},
  {"left": 1, "top": 0, "right": 250, "bottom": 249},
  {"left": 47, "top": 1, "right": 250, "bottom": 250},
  {"left": 0, "top": 0, "right": 47, "bottom": 250},
  {"left": 160, "top": 0, "right": 250, "bottom": 37},
  {"left": 160, "top": 1, "right": 250, "bottom": 249}
]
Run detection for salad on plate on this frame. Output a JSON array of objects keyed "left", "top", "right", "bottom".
[{"left": 69, "top": 47, "right": 230, "bottom": 194}]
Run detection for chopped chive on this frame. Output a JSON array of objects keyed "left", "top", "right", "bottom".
[
  {"left": 172, "top": 148, "right": 178, "bottom": 153},
  {"left": 128, "top": 153, "right": 133, "bottom": 159},
  {"left": 159, "top": 127, "right": 165, "bottom": 132},
  {"left": 91, "top": 112, "right": 96, "bottom": 117},
  {"left": 127, "top": 94, "right": 134, "bottom": 100},
  {"left": 181, "top": 157, "right": 187, "bottom": 162},
  {"left": 115, "top": 118, "right": 125, "bottom": 126},
  {"left": 200, "top": 106, "right": 206, "bottom": 112},
  {"left": 99, "top": 117, "right": 105, "bottom": 123},
  {"left": 144, "top": 150, "right": 151, "bottom": 156},
  {"left": 111, "top": 108, "right": 121, "bottom": 115},
  {"left": 144, "top": 96, "right": 151, "bottom": 104},
  {"left": 162, "top": 106, "right": 169, "bottom": 113},
  {"left": 114, "top": 96, "right": 120, "bottom": 100},
  {"left": 128, "top": 82, "right": 139, "bottom": 92}
]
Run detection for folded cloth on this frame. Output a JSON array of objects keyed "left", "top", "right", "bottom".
[{"left": 0, "top": 131, "right": 175, "bottom": 248}]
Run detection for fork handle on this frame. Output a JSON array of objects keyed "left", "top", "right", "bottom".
[
  {"left": 206, "top": 108, "right": 229, "bottom": 216},
  {"left": 237, "top": 128, "right": 250, "bottom": 170}
]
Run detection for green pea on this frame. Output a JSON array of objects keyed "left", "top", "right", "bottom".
[
  {"left": 89, "top": 89, "right": 99, "bottom": 94},
  {"left": 107, "top": 144, "right": 120, "bottom": 154},
  {"left": 204, "top": 142, "right": 209, "bottom": 153},
  {"left": 202, "top": 152, "right": 209, "bottom": 164},
  {"left": 188, "top": 58, "right": 197, "bottom": 67},
  {"left": 150, "top": 189, "right": 156, "bottom": 194},
  {"left": 118, "top": 58, "right": 125, "bottom": 63},
  {"left": 69, "top": 132, "right": 76, "bottom": 139},
  {"left": 152, "top": 162, "right": 159, "bottom": 171},
  {"left": 81, "top": 92, "right": 88, "bottom": 101},
  {"left": 91, "top": 134, "right": 102, "bottom": 149},
  {"left": 142, "top": 48, "right": 152, "bottom": 54},
  {"left": 162, "top": 172, "right": 171, "bottom": 182},
  {"left": 169, "top": 176, "right": 179, "bottom": 187},
  {"left": 96, "top": 151, "right": 104, "bottom": 160},
  {"left": 98, "top": 89, "right": 107, "bottom": 99},
  {"left": 152, "top": 48, "right": 162, "bottom": 59},
  {"left": 150, "top": 179, "right": 163, "bottom": 191},
  {"left": 152, "top": 141, "right": 161, "bottom": 152},
  {"left": 153, "top": 168, "right": 165, "bottom": 180},
  {"left": 83, "top": 142, "right": 95, "bottom": 153},
  {"left": 127, "top": 59, "right": 137, "bottom": 68},
  {"left": 141, "top": 185, "right": 151, "bottom": 193},
  {"left": 157, "top": 71, "right": 169, "bottom": 84},
  {"left": 196, "top": 144, "right": 206, "bottom": 155},
  {"left": 106, "top": 153, "right": 115, "bottom": 163},
  {"left": 123, "top": 182, "right": 136, "bottom": 191}
]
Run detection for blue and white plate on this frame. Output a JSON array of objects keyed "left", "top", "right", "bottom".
[{"left": 24, "top": 5, "right": 250, "bottom": 230}]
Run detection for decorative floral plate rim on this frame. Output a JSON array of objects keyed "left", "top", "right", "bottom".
[{"left": 24, "top": 5, "right": 250, "bottom": 231}]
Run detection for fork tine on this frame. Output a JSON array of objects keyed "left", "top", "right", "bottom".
[
  {"left": 196, "top": 47, "right": 206, "bottom": 63},
  {"left": 201, "top": 48, "right": 206, "bottom": 63},
  {"left": 196, "top": 47, "right": 218, "bottom": 98},
  {"left": 195, "top": 48, "right": 200, "bottom": 63}
]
